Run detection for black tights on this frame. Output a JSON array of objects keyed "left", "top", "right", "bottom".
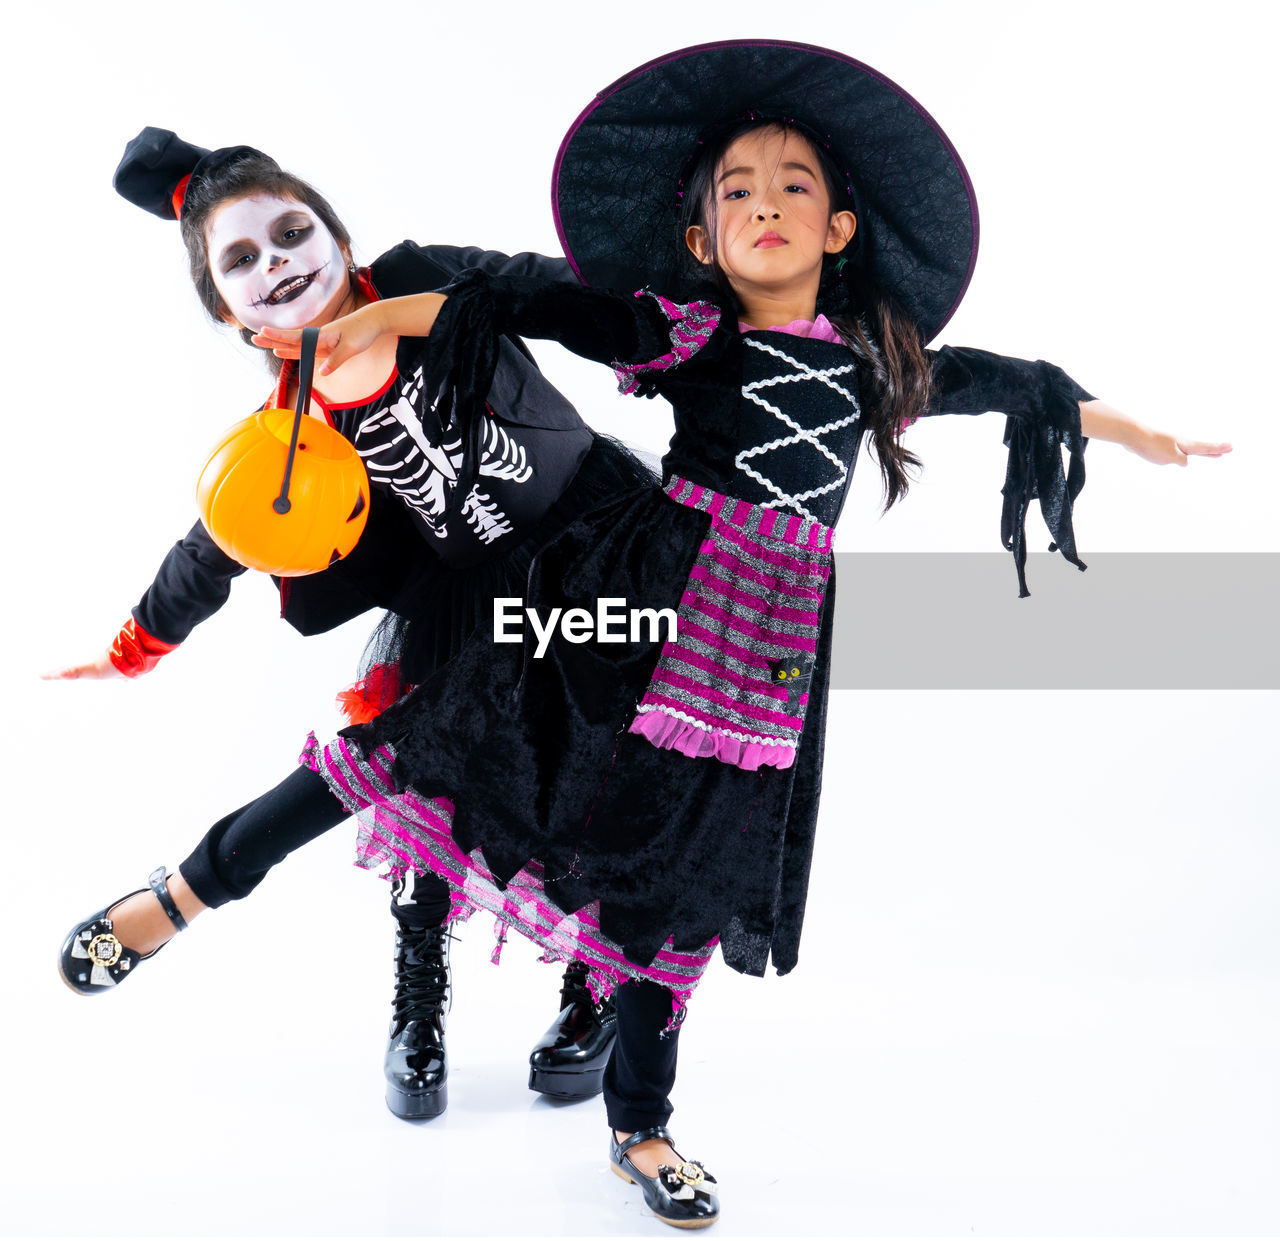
[
  {"left": 178, "top": 764, "right": 451, "bottom": 921},
  {"left": 176, "top": 763, "right": 680, "bottom": 1130},
  {"left": 605, "top": 980, "right": 680, "bottom": 1132}
]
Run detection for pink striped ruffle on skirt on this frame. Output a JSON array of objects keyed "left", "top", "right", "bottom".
[{"left": 300, "top": 732, "right": 715, "bottom": 1027}]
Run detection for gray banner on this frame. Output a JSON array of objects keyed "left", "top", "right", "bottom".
[{"left": 829, "top": 553, "right": 1279, "bottom": 689}]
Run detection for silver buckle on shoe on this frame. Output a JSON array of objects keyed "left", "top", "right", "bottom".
[{"left": 87, "top": 933, "right": 122, "bottom": 968}]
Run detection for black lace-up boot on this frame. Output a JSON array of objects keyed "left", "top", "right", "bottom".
[
  {"left": 384, "top": 906, "right": 452, "bottom": 1120},
  {"left": 528, "top": 960, "right": 618, "bottom": 1099}
]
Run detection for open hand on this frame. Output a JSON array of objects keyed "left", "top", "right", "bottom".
[
  {"left": 41, "top": 652, "right": 123, "bottom": 680},
  {"left": 1079, "top": 400, "right": 1232, "bottom": 467},
  {"left": 252, "top": 292, "right": 446, "bottom": 376},
  {"left": 1128, "top": 431, "right": 1233, "bottom": 467},
  {"left": 253, "top": 303, "right": 387, "bottom": 376}
]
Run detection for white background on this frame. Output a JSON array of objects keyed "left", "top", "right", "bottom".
[{"left": 2, "top": 1, "right": 1276, "bottom": 1238}]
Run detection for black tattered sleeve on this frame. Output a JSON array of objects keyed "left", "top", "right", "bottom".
[{"left": 926, "top": 346, "right": 1093, "bottom": 597}]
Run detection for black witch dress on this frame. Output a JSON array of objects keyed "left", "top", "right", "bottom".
[{"left": 308, "top": 274, "right": 1092, "bottom": 1023}]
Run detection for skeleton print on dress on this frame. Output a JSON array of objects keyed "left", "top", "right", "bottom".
[{"left": 355, "top": 366, "right": 535, "bottom": 546}]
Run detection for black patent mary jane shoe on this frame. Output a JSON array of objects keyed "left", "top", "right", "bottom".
[
  {"left": 59, "top": 868, "right": 188, "bottom": 995},
  {"left": 384, "top": 918, "right": 452, "bottom": 1120},
  {"left": 528, "top": 961, "right": 618, "bottom": 1100},
  {"left": 610, "top": 1126, "right": 719, "bottom": 1229}
]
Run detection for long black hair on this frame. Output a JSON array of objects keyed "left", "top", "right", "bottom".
[
  {"left": 178, "top": 154, "right": 357, "bottom": 376},
  {"left": 678, "top": 119, "right": 929, "bottom": 508}
]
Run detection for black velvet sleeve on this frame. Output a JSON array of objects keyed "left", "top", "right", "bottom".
[
  {"left": 403, "top": 270, "right": 686, "bottom": 514},
  {"left": 486, "top": 275, "right": 680, "bottom": 367},
  {"left": 926, "top": 345, "right": 1094, "bottom": 597},
  {"left": 378, "top": 244, "right": 616, "bottom": 382},
  {"left": 373, "top": 241, "right": 579, "bottom": 294},
  {"left": 131, "top": 521, "right": 247, "bottom": 645},
  {"left": 422, "top": 245, "right": 579, "bottom": 286}
]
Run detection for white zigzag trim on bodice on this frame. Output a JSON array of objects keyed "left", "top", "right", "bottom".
[{"left": 736, "top": 337, "right": 860, "bottom": 523}]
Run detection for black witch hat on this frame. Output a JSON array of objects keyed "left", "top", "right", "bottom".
[{"left": 552, "top": 39, "right": 979, "bottom": 342}]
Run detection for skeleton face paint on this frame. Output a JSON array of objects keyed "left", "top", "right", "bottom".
[{"left": 208, "top": 194, "right": 347, "bottom": 331}]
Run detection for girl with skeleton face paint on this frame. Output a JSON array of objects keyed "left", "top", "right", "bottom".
[
  {"left": 47, "top": 127, "right": 645, "bottom": 1129},
  {"left": 208, "top": 195, "right": 351, "bottom": 333}
]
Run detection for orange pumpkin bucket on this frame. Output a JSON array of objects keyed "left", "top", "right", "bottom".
[{"left": 197, "top": 327, "right": 369, "bottom": 575}]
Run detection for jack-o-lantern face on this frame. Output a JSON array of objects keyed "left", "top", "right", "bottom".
[{"left": 197, "top": 410, "right": 370, "bottom": 576}]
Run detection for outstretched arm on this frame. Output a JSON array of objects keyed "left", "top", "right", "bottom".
[
  {"left": 254, "top": 276, "right": 703, "bottom": 383},
  {"left": 42, "top": 522, "right": 245, "bottom": 680},
  {"left": 255, "top": 293, "right": 449, "bottom": 375},
  {"left": 926, "top": 345, "right": 1232, "bottom": 462},
  {"left": 43, "top": 650, "right": 127, "bottom": 680},
  {"left": 922, "top": 345, "right": 1231, "bottom": 596},
  {"left": 395, "top": 243, "right": 578, "bottom": 288},
  {"left": 1077, "top": 399, "right": 1232, "bottom": 465}
]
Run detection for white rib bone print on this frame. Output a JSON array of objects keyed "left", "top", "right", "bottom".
[{"left": 355, "top": 367, "right": 533, "bottom": 544}]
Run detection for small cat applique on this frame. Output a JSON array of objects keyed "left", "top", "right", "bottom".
[{"left": 767, "top": 656, "right": 813, "bottom": 712}]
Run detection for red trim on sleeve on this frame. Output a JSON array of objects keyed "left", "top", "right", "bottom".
[{"left": 109, "top": 619, "right": 180, "bottom": 678}]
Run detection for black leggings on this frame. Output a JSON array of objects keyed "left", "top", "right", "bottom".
[
  {"left": 605, "top": 981, "right": 680, "bottom": 1132},
  {"left": 176, "top": 764, "right": 680, "bottom": 1128},
  {"left": 179, "top": 764, "right": 451, "bottom": 922}
]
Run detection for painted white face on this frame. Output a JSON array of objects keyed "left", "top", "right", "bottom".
[{"left": 207, "top": 194, "right": 347, "bottom": 331}]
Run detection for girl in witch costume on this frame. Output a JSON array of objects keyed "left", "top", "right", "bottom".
[
  {"left": 50, "top": 127, "right": 642, "bottom": 1118},
  {"left": 248, "top": 40, "right": 1228, "bottom": 1228}
]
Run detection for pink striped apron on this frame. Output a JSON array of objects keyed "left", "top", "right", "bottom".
[{"left": 628, "top": 476, "right": 833, "bottom": 771}]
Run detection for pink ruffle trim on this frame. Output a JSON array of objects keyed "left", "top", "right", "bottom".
[
  {"left": 628, "top": 710, "right": 796, "bottom": 772},
  {"left": 737, "top": 312, "right": 843, "bottom": 343},
  {"left": 613, "top": 292, "right": 721, "bottom": 395}
]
